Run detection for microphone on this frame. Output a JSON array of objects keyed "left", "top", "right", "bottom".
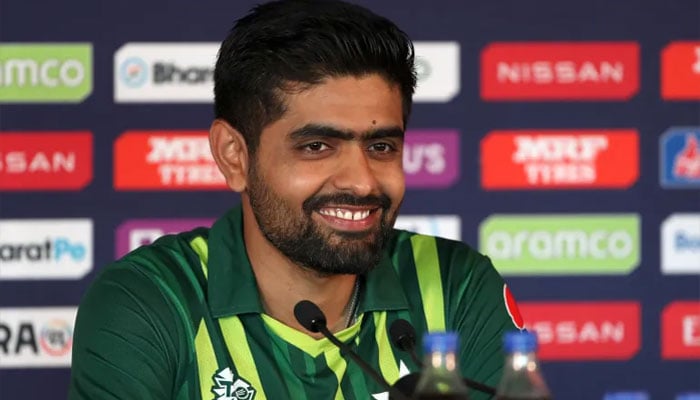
[
  {"left": 388, "top": 319, "right": 497, "bottom": 397},
  {"left": 293, "top": 300, "right": 410, "bottom": 400}
]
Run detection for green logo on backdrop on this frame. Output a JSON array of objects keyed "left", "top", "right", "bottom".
[
  {"left": 479, "top": 214, "right": 640, "bottom": 275},
  {"left": 0, "top": 43, "right": 92, "bottom": 102}
]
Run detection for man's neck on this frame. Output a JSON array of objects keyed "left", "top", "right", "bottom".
[{"left": 242, "top": 206, "right": 358, "bottom": 338}]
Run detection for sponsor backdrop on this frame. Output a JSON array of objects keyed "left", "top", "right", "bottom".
[{"left": 0, "top": 0, "right": 698, "bottom": 399}]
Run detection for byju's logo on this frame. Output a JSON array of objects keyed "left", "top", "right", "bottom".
[
  {"left": 114, "top": 218, "right": 214, "bottom": 258},
  {"left": 0, "top": 219, "right": 93, "bottom": 280},
  {"left": 662, "top": 213, "right": 700, "bottom": 274},
  {"left": 0, "top": 43, "right": 92, "bottom": 103},
  {"left": 660, "top": 127, "right": 700, "bottom": 188},
  {"left": 479, "top": 214, "right": 640, "bottom": 275}
]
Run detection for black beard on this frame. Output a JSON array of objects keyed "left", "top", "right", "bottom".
[{"left": 247, "top": 163, "right": 396, "bottom": 276}]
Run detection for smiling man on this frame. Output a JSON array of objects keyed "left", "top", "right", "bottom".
[{"left": 69, "top": 1, "right": 522, "bottom": 399}]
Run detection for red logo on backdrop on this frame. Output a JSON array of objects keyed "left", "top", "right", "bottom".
[
  {"left": 662, "top": 301, "right": 700, "bottom": 359},
  {"left": 114, "top": 131, "right": 228, "bottom": 190},
  {"left": 520, "top": 302, "right": 640, "bottom": 360},
  {"left": 661, "top": 41, "right": 700, "bottom": 100},
  {"left": 481, "top": 129, "right": 639, "bottom": 190},
  {"left": 480, "top": 42, "right": 639, "bottom": 100},
  {"left": 0, "top": 132, "right": 92, "bottom": 191},
  {"left": 503, "top": 284, "right": 524, "bottom": 329}
]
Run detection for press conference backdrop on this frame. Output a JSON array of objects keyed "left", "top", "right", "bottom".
[{"left": 0, "top": 0, "right": 699, "bottom": 398}]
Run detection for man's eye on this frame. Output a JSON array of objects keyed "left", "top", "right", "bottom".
[
  {"left": 369, "top": 142, "right": 395, "bottom": 153},
  {"left": 304, "top": 142, "right": 327, "bottom": 152}
]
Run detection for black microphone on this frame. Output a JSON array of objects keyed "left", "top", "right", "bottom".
[
  {"left": 293, "top": 300, "right": 410, "bottom": 400},
  {"left": 387, "top": 319, "right": 497, "bottom": 397}
]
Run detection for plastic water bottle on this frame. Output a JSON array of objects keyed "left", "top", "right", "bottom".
[
  {"left": 413, "top": 331, "right": 469, "bottom": 400},
  {"left": 496, "top": 330, "right": 551, "bottom": 400}
]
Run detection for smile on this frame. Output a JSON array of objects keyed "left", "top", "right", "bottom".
[{"left": 318, "top": 208, "right": 373, "bottom": 221}]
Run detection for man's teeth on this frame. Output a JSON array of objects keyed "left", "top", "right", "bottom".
[{"left": 319, "top": 209, "right": 371, "bottom": 221}]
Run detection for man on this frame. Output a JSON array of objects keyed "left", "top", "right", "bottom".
[{"left": 69, "top": 1, "right": 522, "bottom": 399}]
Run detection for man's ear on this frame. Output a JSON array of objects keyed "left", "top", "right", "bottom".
[{"left": 209, "top": 119, "right": 249, "bottom": 192}]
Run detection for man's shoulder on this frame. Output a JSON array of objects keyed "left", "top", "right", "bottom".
[{"left": 389, "top": 228, "right": 490, "bottom": 269}]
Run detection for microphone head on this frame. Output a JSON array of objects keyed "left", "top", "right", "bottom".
[
  {"left": 294, "top": 300, "right": 327, "bottom": 333},
  {"left": 389, "top": 319, "right": 417, "bottom": 351}
]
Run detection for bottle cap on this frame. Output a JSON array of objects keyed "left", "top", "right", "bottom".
[
  {"left": 503, "top": 330, "right": 538, "bottom": 353},
  {"left": 422, "top": 331, "right": 459, "bottom": 354}
]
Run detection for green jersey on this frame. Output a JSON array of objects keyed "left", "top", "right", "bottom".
[{"left": 68, "top": 206, "right": 522, "bottom": 400}]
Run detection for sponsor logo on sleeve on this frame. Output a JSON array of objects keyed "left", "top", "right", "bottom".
[
  {"left": 480, "top": 42, "right": 639, "bottom": 100},
  {"left": 660, "top": 127, "right": 700, "bottom": 188},
  {"left": 115, "top": 218, "right": 215, "bottom": 258},
  {"left": 404, "top": 130, "right": 460, "bottom": 188},
  {"left": 520, "top": 301, "right": 640, "bottom": 360},
  {"left": 661, "top": 41, "right": 700, "bottom": 100},
  {"left": 413, "top": 42, "right": 460, "bottom": 102},
  {"left": 0, "top": 219, "right": 93, "bottom": 280},
  {"left": 662, "top": 301, "right": 700, "bottom": 359},
  {"left": 114, "top": 43, "right": 217, "bottom": 103},
  {"left": 0, "top": 43, "right": 92, "bottom": 103},
  {"left": 481, "top": 129, "right": 638, "bottom": 189},
  {"left": 661, "top": 213, "right": 700, "bottom": 274},
  {"left": 113, "top": 131, "right": 227, "bottom": 190},
  {"left": 393, "top": 215, "right": 461, "bottom": 241},
  {"left": 0, "top": 131, "right": 92, "bottom": 190},
  {"left": 479, "top": 214, "right": 640, "bottom": 275},
  {"left": 0, "top": 307, "right": 77, "bottom": 368}
]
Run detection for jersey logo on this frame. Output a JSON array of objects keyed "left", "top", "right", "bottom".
[
  {"left": 211, "top": 367, "right": 256, "bottom": 400},
  {"left": 504, "top": 284, "right": 525, "bottom": 329}
]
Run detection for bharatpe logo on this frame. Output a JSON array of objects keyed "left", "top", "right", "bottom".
[
  {"left": 0, "top": 307, "right": 77, "bottom": 368},
  {"left": 404, "top": 130, "right": 460, "bottom": 188},
  {"left": 479, "top": 214, "right": 640, "bottom": 275},
  {"left": 413, "top": 42, "right": 460, "bottom": 102},
  {"left": 660, "top": 127, "right": 700, "bottom": 188},
  {"left": 114, "top": 43, "right": 217, "bottom": 102},
  {"left": 114, "top": 218, "right": 214, "bottom": 258},
  {"left": 0, "top": 43, "right": 92, "bottom": 102},
  {"left": 480, "top": 42, "right": 639, "bottom": 100},
  {"left": 211, "top": 367, "right": 256, "bottom": 400},
  {"left": 0, "top": 219, "right": 93, "bottom": 280},
  {"left": 661, "top": 41, "right": 700, "bottom": 100},
  {"left": 661, "top": 213, "right": 700, "bottom": 274},
  {"left": 394, "top": 215, "right": 461, "bottom": 241}
]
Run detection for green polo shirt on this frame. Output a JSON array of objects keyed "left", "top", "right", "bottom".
[{"left": 68, "top": 205, "right": 520, "bottom": 400}]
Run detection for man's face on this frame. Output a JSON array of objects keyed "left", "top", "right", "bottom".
[{"left": 246, "top": 74, "right": 406, "bottom": 276}]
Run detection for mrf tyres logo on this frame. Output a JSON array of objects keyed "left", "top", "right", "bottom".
[
  {"left": 480, "top": 42, "right": 639, "bottom": 100},
  {"left": 0, "top": 219, "right": 93, "bottom": 280},
  {"left": 114, "top": 131, "right": 227, "bottom": 190},
  {"left": 0, "top": 307, "right": 77, "bottom": 368},
  {"left": 480, "top": 129, "right": 639, "bottom": 189},
  {"left": 0, "top": 44, "right": 92, "bottom": 103},
  {"left": 479, "top": 214, "right": 640, "bottom": 275}
]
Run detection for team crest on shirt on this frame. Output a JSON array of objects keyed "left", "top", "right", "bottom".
[{"left": 211, "top": 367, "right": 256, "bottom": 400}]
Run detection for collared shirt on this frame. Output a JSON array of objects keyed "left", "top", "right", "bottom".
[{"left": 69, "top": 205, "right": 520, "bottom": 400}]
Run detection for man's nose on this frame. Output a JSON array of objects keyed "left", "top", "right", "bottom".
[{"left": 331, "top": 145, "right": 381, "bottom": 197}]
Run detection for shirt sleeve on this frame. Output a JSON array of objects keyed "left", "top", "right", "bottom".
[
  {"left": 444, "top": 248, "right": 522, "bottom": 400},
  {"left": 68, "top": 262, "right": 181, "bottom": 400}
]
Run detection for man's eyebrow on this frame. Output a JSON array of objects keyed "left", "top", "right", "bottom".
[{"left": 288, "top": 124, "right": 404, "bottom": 141}]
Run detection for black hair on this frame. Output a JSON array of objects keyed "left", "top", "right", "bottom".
[{"left": 214, "top": 0, "right": 416, "bottom": 154}]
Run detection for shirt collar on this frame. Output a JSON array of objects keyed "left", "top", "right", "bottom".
[{"left": 207, "top": 205, "right": 409, "bottom": 318}]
